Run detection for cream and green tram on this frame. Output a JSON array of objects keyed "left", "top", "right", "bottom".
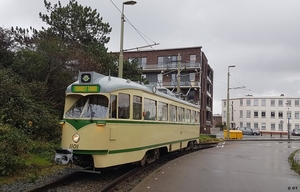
[{"left": 55, "top": 71, "right": 200, "bottom": 169}]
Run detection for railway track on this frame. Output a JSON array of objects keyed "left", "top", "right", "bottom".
[{"left": 26, "top": 142, "right": 218, "bottom": 192}]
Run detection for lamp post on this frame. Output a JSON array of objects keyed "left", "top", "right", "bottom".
[
  {"left": 118, "top": 1, "right": 137, "bottom": 78},
  {"left": 286, "top": 102, "right": 291, "bottom": 139},
  {"left": 226, "top": 65, "right": 236, "bottom": 139}
]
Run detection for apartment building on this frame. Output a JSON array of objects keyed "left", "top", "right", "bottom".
[
  {"left": 123, "top": 46, "right": 214, "bottom": 134},
  {"left": 221, "top": 95, "right": 300, "bottom": 133}
]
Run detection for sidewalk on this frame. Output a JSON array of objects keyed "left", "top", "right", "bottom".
[{"left": 209, "top": 127, "right": 300, "bottom": 141}]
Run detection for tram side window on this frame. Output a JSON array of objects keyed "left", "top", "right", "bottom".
[
  {"left": 196, "top": 111, "right": 200, "bottom": 122},
  {"left": 109, "top": 95, "right": 117, "bottom": 118},
  {"left": 186, "top": 109, "right": 191, "bottom": 122},
  {"left": 169, "top": 105, "right": 177, "bottom": 122},
  {"left": 118, "top": 93, "right": 130, "bottom": 119},
  {"left": 191, "top": 110, "right": 196, "bottom": 123},
  {"left": 133, "top": 95, "right": 142, "bottom": 120},
  {"left": 178, "top": 107, "right": 184, "bottom": 122},
  {"left": 144, "top": 98, "right": 157, "bottom": 120},
  {"left": 158, "top": 102, "right": 168, "bottom": 121}
]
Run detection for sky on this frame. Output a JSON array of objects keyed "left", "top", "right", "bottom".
[{"left": 1, "top": 0, "right": 300, "bottom": 114}]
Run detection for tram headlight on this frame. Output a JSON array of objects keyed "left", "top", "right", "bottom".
[{"left": 72, "top": 133, "right": 80, "bottom": 143}]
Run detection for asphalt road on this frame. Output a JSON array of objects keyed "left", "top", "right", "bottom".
[{"left": 132, "top": 140, "right": 300, "bottom": 192}]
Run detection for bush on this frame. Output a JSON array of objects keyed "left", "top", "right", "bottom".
[{"left": 0, "top": 124, "right": 29, "bottom": 176}]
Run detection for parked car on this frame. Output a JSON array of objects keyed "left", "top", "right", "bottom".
[
  {"left": 237, "top": 127, "right": 260, "bottom": 136},
  {"left": 292, "top": 129, "right": 300, "bottom": 136}
]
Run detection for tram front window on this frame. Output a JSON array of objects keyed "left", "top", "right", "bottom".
[{"left": 65, "top": 95, "right": 108, "bottom": 119}]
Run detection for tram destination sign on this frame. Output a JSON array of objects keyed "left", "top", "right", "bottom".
[{"left": 71, "top": 85, "right": 100, "bottom": 93}]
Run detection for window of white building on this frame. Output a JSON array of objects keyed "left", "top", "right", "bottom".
[
  {"left": 271, "top": 111, "right": 275, "bottom": 118},
  {"left": 295, "top": 124, "right": 300, "bottom": 129},
  {"left": 287, "top": 100, "right": 291, "bottom": 107},
  {"left": 254, "top": 123, "right": 258, "bottom": 129},
  {"left": 278, "top": 111, "right": 283, "bottom": 119},
  {"left": 261, "top": 99, "right": 266, "bottom": 106},
  {"left": 246, "top": 99, "right": 251, "bottom": 106},
  {"left": 240, "top": 99, "right": 243, "bottom": 106},
  {"left": 239, "top": 122, "right": 243, "bottom": 127},
  {"left": 261, "top": 111, "right": 266, "bottom": 118},
  {"left": 246, "top": 123, "right": 251, "bottom": 128},
  {"left": 239, "top": 110, "right": 243, "bottom": 118},
  {"left": 295, "top": 100, "right": 299, "bottom": 107},
  {"left": 271, "top": 100, "right": 275, "bottom": 107},
  {"left": 246, "top": 110, "right": 251, "bottom": 118},
  {"left": 295, "top": 112, "right": 300, "bottom": 119},
  {"left": 254, "top": 111, "right": 258, "bottom": 118},
  {"left": 287, "top": 111, "right": 291, "bottom": 118},
  {"left": 261, "top": 122, "right": 266, "bottom": 130},
  {"left": 223, "top": 110, "right": 226, "bottom": 118},
  {"left": 279, "top": 122, "right": 283, "bottom": 130},
  {"left": 254, "top": 99, "right": 258, "bottom": 106},
  {"left": 271, "top": 123, "right": 276, "bottom": 131},
  {"left": 278, "top": 100, "right": 283, "bottom": 107}
]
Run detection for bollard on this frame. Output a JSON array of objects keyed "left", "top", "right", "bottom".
[{"left": 280, "top": 133, "right": 282, "bottom": 138}]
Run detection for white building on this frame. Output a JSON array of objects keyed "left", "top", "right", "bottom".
[{"left": 221, "top": 95, "right": 300, "bottom": 133}]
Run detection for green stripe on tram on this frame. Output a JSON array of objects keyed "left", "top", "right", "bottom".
[{"left": 72, "top": 137, "right": 199, "bottom": 155}]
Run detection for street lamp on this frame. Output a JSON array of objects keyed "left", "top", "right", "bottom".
[
  {"left": 226, "top": 65, "right": 236, "bottom": 139},
  {"left": 118, "top": 0, "right": 137, "bottom": 78},
  {"left": 286, "top": 102, "right": 291, "bottom": 139}
]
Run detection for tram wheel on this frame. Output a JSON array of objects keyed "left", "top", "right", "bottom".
[
  {"left": 153, "top": 149, "right": 160, "bottom": 160},
  {"left": 140, "top": 152, "right": 149, "bottom": 167}
]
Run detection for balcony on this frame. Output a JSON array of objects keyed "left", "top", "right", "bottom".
[{"left": 142, "top": 62, "right": 201, "bottom": 72}]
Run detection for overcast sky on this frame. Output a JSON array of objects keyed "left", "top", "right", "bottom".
[{"left": 1, "top": 0, "right": 300, "bottom": 114}]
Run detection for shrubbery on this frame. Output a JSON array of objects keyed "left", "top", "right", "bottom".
[{"left": 0, "top": 124, "right": 29, "bottom": 176}]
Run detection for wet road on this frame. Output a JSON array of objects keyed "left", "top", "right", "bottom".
[{"left": 132, "top": 141, "right": 300, "bottom": 192}]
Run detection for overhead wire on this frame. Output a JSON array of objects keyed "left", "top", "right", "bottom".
[{"left": 109, "top": 0, "right": 158, "bottom": 51}]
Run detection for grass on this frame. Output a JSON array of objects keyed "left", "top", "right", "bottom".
[
  {"left": 199, "top": 134, "right": 223, "bottom": 143},
  {"left": 288, "top": 149, "right": 300, "bottom": 175}
]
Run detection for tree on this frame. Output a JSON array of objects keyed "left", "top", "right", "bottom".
[{"left": 0, "top": 27, "right": 15, "bottom": 68}]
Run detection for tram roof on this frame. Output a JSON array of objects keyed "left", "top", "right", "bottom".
[{"left": 66, "top": 71, "right": 199, "bottom": 108}]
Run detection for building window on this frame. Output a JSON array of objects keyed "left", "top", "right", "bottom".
[
  {"left": 254, "top": 111, "right": 258, "bottom": 118},
  {"left": 286, "top": 100, "right": 291, "bottom": 107},
  {"left": 246, "top": 110, "right": 251, "bottom": 118},
  {"left": 278, "top": 100, "right": 283, "bottom": 107},
  {"left": 254, "top": 123, "right": 258, "bottom": 129},
  {"left": 261, "top": 111, "right": 266, "bottom": 118},
  {"left": 295, "top": 112, "right": 300, "bottom": 119},
  {"left": 246, "top": 123, "right": 251, "bottom": 128},
  {"left": 271, "top": 123, "right": 275, "bottom": 131},
  {"left": 239, "top": 110, "right": 243, "bottom": 118},
  {"left": 271, "top": 111, "right": 275, "bottom": 118},
  {"left": 254, "top": 99, "right": 258, "bottom": 106},
  {"left": 271, "top": 100, "right": 275, "bottom": 107},
  {"left": 279, "top": 122, "right": 283, "bottom": 131},
  {"left": 287, "top": 111, "right": 291, "bottom": 118},
  {"left": 295, "top": 100, "right": 300, "bottom": 107},
  {"left": 261, "top": 122, "right": 266, "bottom": 130},
  {"left": 261, "top": 99, "right": 266, "bottom": 106},
  {"left": 278, "top": 111, "right": 283, "bottom": 119},
  {"left": 223, "top": 110, "right": 226, "bottom": 118},
  {"left": 239, "top": 122, "right": 243, "bottom": 127},
  {"left": 246, "top": 99, "right": 251, "bottom": 106},
  {"left": 296, "top": 124, "right": 300, "bottom": 129},
  {"left": 190, "top": 55, "right": 196, "bottom": 64},
  {"left": 240, "top": 99, "right": 243, "bottom": 106},
  {"left": 223, "top": 101, "right": 226, "bottom": 107}
]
